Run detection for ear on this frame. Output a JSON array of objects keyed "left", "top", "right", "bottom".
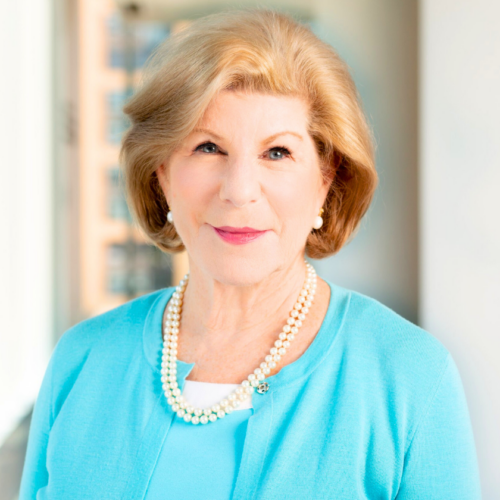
[
  {"left": 155, "top": 163, "right": 170, "bottom": 204},
  {"left": 319, "top": 164, "right": 334, "bottom": 197}
]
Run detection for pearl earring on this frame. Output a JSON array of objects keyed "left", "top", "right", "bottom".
[
  {"left": 167, "top": 210, "right": 174, "bottom": 223},
  {"left": 312, "top": 208, "right": 324, "bottom": 230}
]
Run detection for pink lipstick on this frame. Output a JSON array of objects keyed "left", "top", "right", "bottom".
[{"left": 212, "top": 225, "right": 268, "bottom": 245}]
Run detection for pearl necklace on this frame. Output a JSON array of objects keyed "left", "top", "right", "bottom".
[{"left": 161, "top": 259, "right": 317, "bottom": 425}]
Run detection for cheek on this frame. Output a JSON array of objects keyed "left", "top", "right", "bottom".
[
  {"left": 171, "top": 164, "right": 215, "bottom": 209},
  {"left": 267, "top": 173, "right": 317, "bottom": 227}
]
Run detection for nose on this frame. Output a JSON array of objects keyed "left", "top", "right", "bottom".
[{"left": 218, "top": 156, "right": 262, "bottom": 208}]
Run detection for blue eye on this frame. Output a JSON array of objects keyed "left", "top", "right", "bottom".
[
  {"left": 268, "top": 146, "right": 291, "bottom": 160},
  {"left": 194, "top": 142, "right": 219, "bottom": 154},
  {"left": 193, "top": 142, "right": 291, "bottom": 159}
]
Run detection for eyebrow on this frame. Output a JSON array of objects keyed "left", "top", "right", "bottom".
[{"left": 192, "top": 128, "right": 304, "bottom": 143}]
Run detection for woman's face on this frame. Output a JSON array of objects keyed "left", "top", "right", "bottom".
[{"left": 156, "top": 90, "right": 332, "bottom": 286}]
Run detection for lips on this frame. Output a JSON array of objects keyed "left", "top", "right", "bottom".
[
  {"left": 215, "top": 226, "right": 263, "bottom": 233},
  {"left": 211, "top": 225, "right": 268, "bottom": 245}
]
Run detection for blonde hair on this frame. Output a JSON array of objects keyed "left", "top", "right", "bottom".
[{"left": 119, "top": 8, "right": 378, "bottom": 259}]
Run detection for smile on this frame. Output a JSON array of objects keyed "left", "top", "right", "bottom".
[{"left": 211, "top": 225, "right": 268, "bottom": 245}]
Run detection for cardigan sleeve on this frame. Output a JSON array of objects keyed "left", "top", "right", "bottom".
[
  {"left": 395, "top": 353, "right": 482, "bottom": 499},
  {"left": 18, "top": 351, "right": 55, "bottom": 500}
]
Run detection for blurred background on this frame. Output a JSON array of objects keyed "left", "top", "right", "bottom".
[{"left": 1, "top": 0, "right": 499, "bottom": 498}]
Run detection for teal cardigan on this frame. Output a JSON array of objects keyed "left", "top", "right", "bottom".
[{"left": 19, "top": 279, "right": 482, "bottom": 499}]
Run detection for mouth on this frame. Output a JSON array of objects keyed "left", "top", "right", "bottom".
[{"left": 211, "top": 225, "right": 268, "bottom": 245}]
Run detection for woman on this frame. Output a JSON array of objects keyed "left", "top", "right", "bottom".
[{"left": 20, "top": 8, "right": 481, "bottom": 499}]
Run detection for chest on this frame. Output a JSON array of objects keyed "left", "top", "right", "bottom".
[{"left": 42, "top": 362, "right": 405, "bottom": 500}]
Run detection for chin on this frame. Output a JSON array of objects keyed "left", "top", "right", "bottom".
[{"left": 200, "top": 251, "right": 280, "bottom": 287}]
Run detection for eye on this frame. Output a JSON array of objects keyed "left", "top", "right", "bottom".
[
  {"left": 267, "top": 146, "right": 292, "bottom": 161},
  {"left": 194, "top": 142, "right": 220, "bottom": 154}
]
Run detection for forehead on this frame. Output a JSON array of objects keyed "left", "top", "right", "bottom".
[{"left": 197, "top": 90, "right": 310, "bottom": 134}]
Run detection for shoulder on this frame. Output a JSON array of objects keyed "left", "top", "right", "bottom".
[
  {"left": 327, "top": 281, "right": 451, "bottom": 404},
  {"left": 50, "top": 287, "right": 172, "bottom": 378},
  {"left": 325, "top": 282, "right": 461, "bottom": 443},
  {"left": 341, "top": 285, "right": 449, "bottom": 366}
]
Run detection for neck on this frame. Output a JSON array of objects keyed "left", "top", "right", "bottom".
[{"left": 178, "top": 255, "right": 310, "bottom": 351}]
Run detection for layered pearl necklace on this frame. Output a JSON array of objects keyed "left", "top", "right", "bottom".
[{"left": 161, "top": 259, "right": 317, "bottom": 425}]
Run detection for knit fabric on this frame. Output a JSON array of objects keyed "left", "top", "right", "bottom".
[{"left": 19, "top": 278, "right": 482, "bottom": 499}]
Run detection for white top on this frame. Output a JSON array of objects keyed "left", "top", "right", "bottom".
[{"left": 182, "top": 379, "right": 253, "bottom": 410}]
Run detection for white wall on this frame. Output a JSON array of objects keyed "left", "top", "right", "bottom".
[
  {"left": 0, "top": 0, "right": 54, "bottom": 446},
  {"left": 420, "top": 1, "right": 500, "bottom": 497}
]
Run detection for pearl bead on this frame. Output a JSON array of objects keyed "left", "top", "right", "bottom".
[
  {"left": 192, "top": 416, "right": 200, "bottom": 424},
  {"left": 200, "top": 416, "right": 208, "bottom": 424}
]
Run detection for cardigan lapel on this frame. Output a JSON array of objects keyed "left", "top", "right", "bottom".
[
  {"left": 121, "top": 359, "right": 196, "bottom": 500},
  {"left": 231, "top": 392, "right": 275, "bottom": 500},
  {"left": 122, "top": 287, "right": 196, "bottom": 499}
]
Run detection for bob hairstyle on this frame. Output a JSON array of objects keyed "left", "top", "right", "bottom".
[{"left": 119, "top": 8, "right": 378, "bottom": 259}]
